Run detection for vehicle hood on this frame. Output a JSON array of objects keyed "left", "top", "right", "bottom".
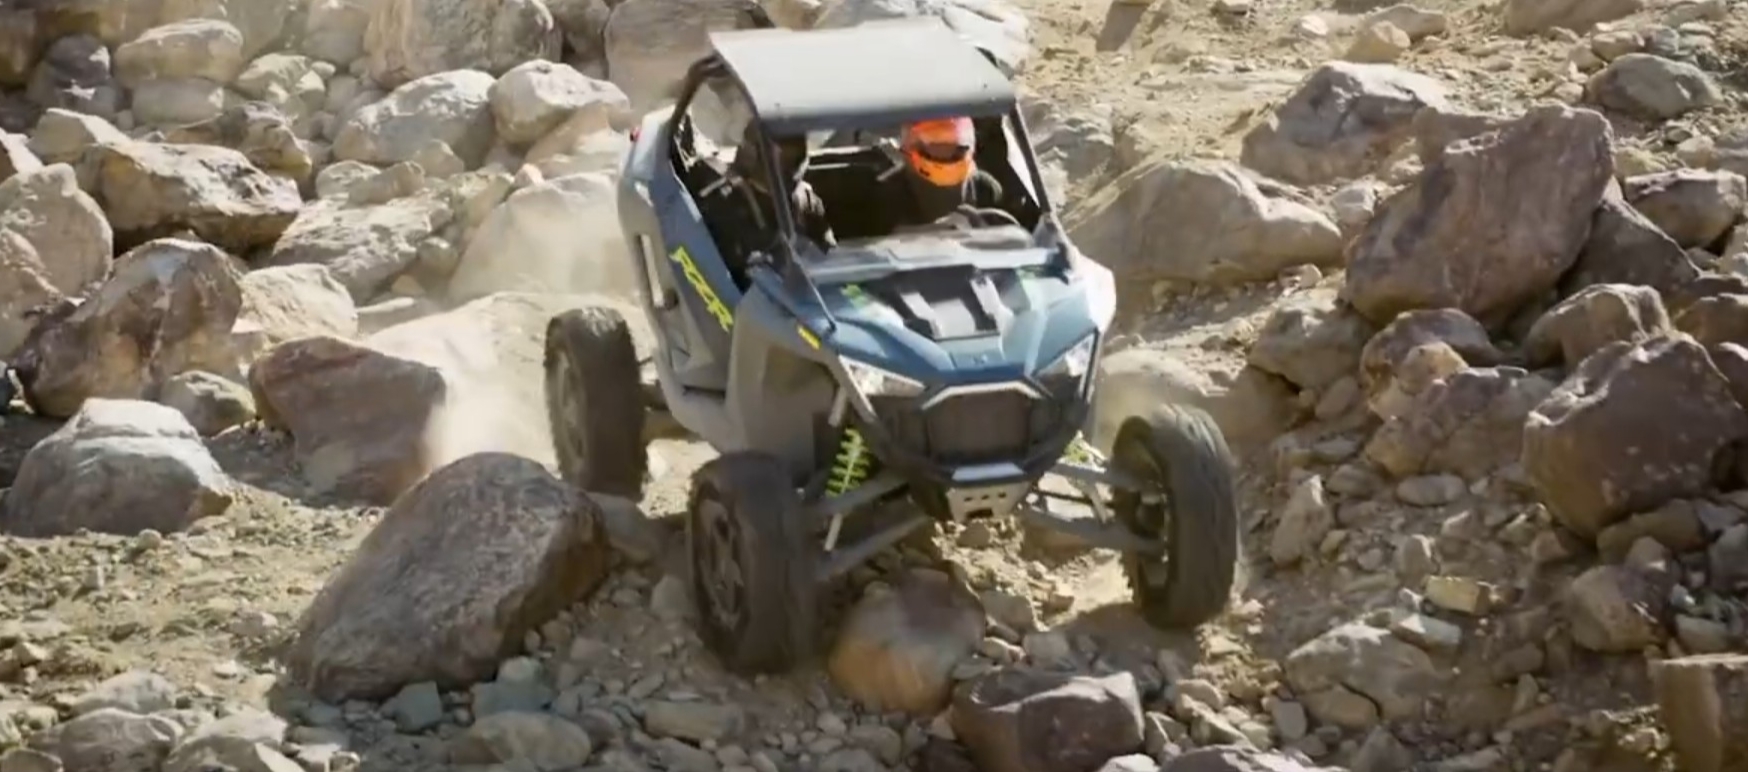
[{"left": 807, "top": 238, "right": 1109, "bottom": 385}]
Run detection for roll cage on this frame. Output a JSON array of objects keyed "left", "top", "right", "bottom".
[{"left": 657, "top": 21, "right": 1070, "bottom": 338}]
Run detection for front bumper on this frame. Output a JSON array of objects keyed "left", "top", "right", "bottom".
[{"left": 860, "top": 383, "right": 1086, "bottom": 519}]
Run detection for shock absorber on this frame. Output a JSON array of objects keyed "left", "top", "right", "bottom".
[{"left": 826, "top": 426, "right": 873, "bottom": 496}]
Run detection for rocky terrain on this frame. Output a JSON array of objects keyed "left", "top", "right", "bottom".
[{"left": 0, "top": 0, "right": 1747, "bottom": 771}]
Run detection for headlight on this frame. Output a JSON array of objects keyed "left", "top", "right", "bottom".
[
  {"left": 1038, "top": 334, "right": 1096, "bottom": 395},
  {"left": 842, "top": 358, "right": 925, "bottom": 399}
]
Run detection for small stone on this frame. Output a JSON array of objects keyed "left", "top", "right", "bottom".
[
  {"left": 383, "top": 681, "right": 445, "bottom": 733},
  {"left": 1397, "top": 474, "right": 1466, "bottom": 507},
  {"left": 1424, "top": 576, "right": 1492, "bottom": 615},
  {"left": 1272, "top": 700, "right": 1310, "bottom": 741},
  {"left": 1391, "top": 612, "right": 1463, "bottom": 652}
]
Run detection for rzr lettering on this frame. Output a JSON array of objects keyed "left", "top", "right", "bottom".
[{"left": 669, "top": 247, "right": 733, "bottom": 331}]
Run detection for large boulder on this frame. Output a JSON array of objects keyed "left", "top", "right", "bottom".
[
  {"left": 77, "top": 140, "right": 302, "bottom": 253},
  {"left": 248, "top": 335, "right": 447, "bottom": 502},
  {"left": 1067, "top": 160, "right": 1343, "bottom": 287},
  {"left": 285, "top": 452, "right": 612, "bottom": 701},
  {"left": 0, "top": 398, "right": 233, "bottom": 537},
  {"left": 112, "top": 20, "right": 246, "bottom": 89},
  {"left": 1240, "top": 62, "right": 1448, "bottom": 186},
  {"left": 0, "top": 163, "right": 112, "bottom": 357},
  {"left": 364, "top": 0, "right": 560, "bottom": 89},
  {"left": 333, "top": 69, "right": 497, "bottom": 168},
  {"left": 262, "top": 194, "right": 454, "bottom": 302},
  {"left": 446, "top": 172, "right": 636, "bottom": 302},
  {"left": 249, "top": 293, "right": 647, "bottom": 503},
  {"left": 490, "top": 60, "right": 627, "bottom": 147},
  {"left": 233, "top": 264, "right": 359, "bottom": 364},
  {"left": 1342, "top": 105, "right": 1614, "bottom": 330},
  {"left": 14, "top": 238, "right": 244, "bottom": 419},
  {"left": 1523, "top": 333, "right": 1748, "bottom": 537}
]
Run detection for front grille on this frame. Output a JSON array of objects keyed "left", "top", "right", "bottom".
[{"left": 874, "top": 388, "right": 1065, "bottom": 466}]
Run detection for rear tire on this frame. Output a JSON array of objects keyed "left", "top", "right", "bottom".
[
  {"left": 1110, "top": 403, "right": 1239, "bottom": 630},
  {"left": 687, "top": 452, "right": 819, "bottom": 674},
  {"left": 544, "top": 307, "right": 647, "bottom": 499}
]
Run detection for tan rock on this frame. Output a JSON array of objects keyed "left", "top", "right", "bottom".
[{"left": 828, "top": 570, "right": 986, "bottom": 715}]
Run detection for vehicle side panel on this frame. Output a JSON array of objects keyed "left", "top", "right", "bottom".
[
  {"left": 618, "top": 112, "right": 743, "bottom": 449},
  {"left": 619, "top": 111, "right": 742, "bottom": 395},
  {"left": 726, "top": 288, "right": 840, "bottom": 479}
]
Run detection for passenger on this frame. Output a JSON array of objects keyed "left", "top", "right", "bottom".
[
  {"left": 725, "top": 122, "right": 835, "bottom": 256},
  {"left": 890, "top": 116, "right": 1005, "bottom": 227}
]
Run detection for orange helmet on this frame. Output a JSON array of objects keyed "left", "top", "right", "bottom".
[{"left": 902, "top": 117, "right": 975, "bottom": 187}]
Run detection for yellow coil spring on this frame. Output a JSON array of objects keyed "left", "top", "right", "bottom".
[
  {"left": 1064, "top": 433, "right": 1096, "bottom": 465},
  {"left": 827, "top": 427, "right": 873, "bottom": 496}
]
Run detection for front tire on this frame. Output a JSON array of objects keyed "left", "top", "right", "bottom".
[
  {"left": 1110, "top": 403, "right": 1239, "bottom": 630},
  {"left": 543, "top": 307, "right": 647, "bottom": 499},
  {"left": 687, "top": 452, "right": 819, "bottom": 674}
]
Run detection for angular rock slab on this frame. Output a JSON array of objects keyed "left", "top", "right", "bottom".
[
  {"left": 13, "top": 237, "right": 243, "bottom": 419},
  {"left": 77, "top": 140, "right": 301, "bottom": 253},
  {"left": 1654, "top": 654, "right": 1748, "bottom": 772},
  {"left": 1343, "top": 105, "right": 1614, "bottom": 330},
  {"left": 1522, "top": 333, "right": 1748, "bottom": 537},
  {"left": 285, "top": 452, "right": 612, "bottom": 701}
]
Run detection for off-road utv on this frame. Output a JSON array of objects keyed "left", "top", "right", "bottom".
[{"left": 543, "top": 18, "right": 1241, "bottom": 674}]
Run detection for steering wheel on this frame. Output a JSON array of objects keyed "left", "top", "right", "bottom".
[{"left": 936, "top": 205, "right": 1022, "bottom": 229}]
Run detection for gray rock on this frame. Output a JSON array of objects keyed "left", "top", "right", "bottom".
[
  {"left": 1344, "top": 105, "right": 1614, "bottom": 330},
  {"left": 1586, "top": 53, "right": 1720, "bottom": 121},
  {"left": 448, "top": 711, "right": 594, "bottom": 771},
  {"left": 0, "top": 400, "right": 233, "bottom": 536},
  {"left": 26, "top": 709, "right": 181, "bottom": 772},
  {"left": 1240, "top": 62, "right": 1447, "bottom": 186},
  {"left": 382, "top": 681, "right": 445, "bottom": 733},
  {"left": 1282, "top": 623, "right": 1442, "bottom": 721}
]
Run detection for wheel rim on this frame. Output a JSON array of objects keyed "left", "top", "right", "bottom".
[
  {"left": 695, "top": 497, "right": 746, "bottom": 630},
  {"left": 1114, "top": 437, "right": 1173, "bottom": 591},
  {"left": 549, "top": 346, "right": 589, "bottom": 476}
]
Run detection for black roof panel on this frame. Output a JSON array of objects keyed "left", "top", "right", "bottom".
[{"left": 708, "top": 18, "right": 1019, "bottom": 136}]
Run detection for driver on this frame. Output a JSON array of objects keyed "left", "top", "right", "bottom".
[
  {"left": 725, "top": 122, "right": 835, "bottom": 256},
  {"left": 890, "top": 116, "right": 1005, "bottom": 227}
]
